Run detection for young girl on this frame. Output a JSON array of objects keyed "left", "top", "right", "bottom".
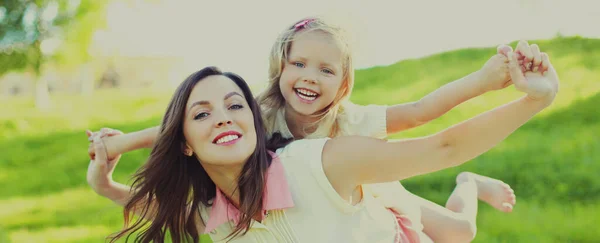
[
  {"left": 87, "top": 59, "right": 558, "bottom": 243},
  {"left": 88, "top": 17, "right": 540, "bottom": 242}
]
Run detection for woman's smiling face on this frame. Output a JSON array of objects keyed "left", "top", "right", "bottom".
[{"left": 183, "top": 75, "right": 257, "bottom": 166}]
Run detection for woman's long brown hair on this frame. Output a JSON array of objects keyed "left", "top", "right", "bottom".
[{"left": 108, "top": 66, "right": 290, "bottom": 243}]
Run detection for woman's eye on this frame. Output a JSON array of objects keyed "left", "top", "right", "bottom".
[
  {"left": 194, "top": 112, "right": 209, "bottom": 120},
  {"left": 294, "top": 62, "right": 305, "bottom": 68},
  {"left": 229, "top": 104, "right": 243, "bottom": 110}
]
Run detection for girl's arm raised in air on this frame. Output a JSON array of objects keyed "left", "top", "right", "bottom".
[
  {"left": 325, "top": 50, "right": 557, "bottom": 197},
  {"left": 385, "top": 41, "right": 535, "bottom": 134}
]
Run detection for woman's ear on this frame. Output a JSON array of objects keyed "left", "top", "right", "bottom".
[{"left": 183, "top": 143, "right": 193, "bottom": 156}]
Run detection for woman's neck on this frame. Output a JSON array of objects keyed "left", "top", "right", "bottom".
[
  {"left": 202, "top": 163, "right": 243, "bottom": 205},
  {"left": 284, "top": 105, "right": 320, "bottom": 139},
  {"left": 202, "top": 162, "right": 265, "bottom": 222}
]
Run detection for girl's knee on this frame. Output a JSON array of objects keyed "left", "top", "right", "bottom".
[{"left": 454, "top": 217, "right": 477, "bottom": 243}]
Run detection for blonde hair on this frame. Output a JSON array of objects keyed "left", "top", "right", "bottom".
[{"left": 257, "top": 16, "right": 356, "bottom": 139}]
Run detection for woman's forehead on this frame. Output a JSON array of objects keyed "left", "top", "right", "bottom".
[{"left": 188, "top": 76, "right": 245, "bottom": 104}]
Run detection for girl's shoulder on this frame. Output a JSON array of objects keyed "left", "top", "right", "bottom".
[
  {"left": 275, "top": 137, "right": 332, "bottom": 159},
  {"left": 338, "top": 102, "right": 388, "bottom": 138}
]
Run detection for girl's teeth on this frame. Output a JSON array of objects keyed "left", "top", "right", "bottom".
[
  {"left": 298, "top": 93, "right": 316, "bottom": 101},
  {"left": 297, "top": 89, "right": 317, "bottom": 96},
  {"left": 217, "top": 135, "right": 239, "bottom": 144},
  {"left": 296, "top": 89, "right": 318, "bottom": 101}
]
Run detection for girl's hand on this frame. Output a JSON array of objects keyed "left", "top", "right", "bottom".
[
  {"left": 86, "top": 128, "right": 123, "bottom": 160},
  {"left": 508, "top": 49, "right": 559, "bottom": 102},
  {"left": 86, "top": 136, "right": 121, "bottom": 196},
  {"left": 479, "top": 41, "right": 549, "bottom": 92}
]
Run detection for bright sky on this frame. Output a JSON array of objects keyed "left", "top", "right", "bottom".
[{"left": 92, "top": 0, "right": 600, "bottom": 85}]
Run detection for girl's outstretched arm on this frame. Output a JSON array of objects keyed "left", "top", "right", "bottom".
[
  {"left": 324, "top": 50, "right": 558, "bottom": 197},
  {"left": 385, "top": 41, "right": 535, "bottom": 134},
  {"left": 385, "top": 69, "right": 488, "bottom": 133}
]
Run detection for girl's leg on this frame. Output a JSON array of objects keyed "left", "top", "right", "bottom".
[
  {"left": 413, "top": 172, "right": 516, "bottom": 243},
  {"left": 410, "top": 181, "right": 478, "bottom": 243},
  {"left": 447, "top": 172, "right": 516, "bottom": 213}
]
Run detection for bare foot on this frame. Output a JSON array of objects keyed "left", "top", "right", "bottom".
[{"left": 456, "top": 172, "right": 516, "bottom": 213}]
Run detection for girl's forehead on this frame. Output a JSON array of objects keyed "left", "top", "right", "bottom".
[
  {"left": 292, "top": 30, "right": 341, "bottom": 48},
  {"left": 290, "top": 31, "right": 348, "bottom": 61}
]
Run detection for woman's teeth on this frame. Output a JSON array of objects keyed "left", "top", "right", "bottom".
[
  {"left": 216, "top": 135, "right": 239, "bottom": 144},
  {"left": 295, "top": 88, "right": 318, "bottom": 101}
]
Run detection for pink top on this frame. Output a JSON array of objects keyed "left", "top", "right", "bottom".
[{"left": 203, "top": 152, "right": 294, "bottom": 234}]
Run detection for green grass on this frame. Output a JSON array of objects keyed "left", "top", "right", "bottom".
[{"left": 1, "top": 36, "right": 599, "bottom": 242}]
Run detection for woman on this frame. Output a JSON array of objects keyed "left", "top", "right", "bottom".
[{"left": 88, "top": 52, "right": 559, "bottom": 243}]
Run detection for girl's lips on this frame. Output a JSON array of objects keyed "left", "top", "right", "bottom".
[
  {"left": 295, "top": 91, "right": 318, "bottom": 104},
  {"left": 294, "top": 88, "right": 320, "bottom": 104},
  {"left": 294, "top": 87, "right": 320, "bottom": 95}
]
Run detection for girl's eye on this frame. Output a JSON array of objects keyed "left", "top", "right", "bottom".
[
  {"left": 294, "top": 62, "right": 305, "bottom": 68},
  {"left": 322, "top": 68, "right": 334, "bottom": 74},
  {"left": 194, "top": 112, "right": 209, "bottom": 120},
  {"left": 229, "top": 104, "right": 243, "bottom": 110}
]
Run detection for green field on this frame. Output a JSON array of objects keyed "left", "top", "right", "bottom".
[{"left": 1, "top": 36, "right": 599, "bottom": 242}]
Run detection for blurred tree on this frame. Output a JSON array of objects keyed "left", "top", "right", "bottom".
[{"left": 0, "top": 0, "right": 108, "bottom": 110}]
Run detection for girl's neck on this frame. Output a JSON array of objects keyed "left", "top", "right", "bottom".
[{"left": 284, "top": 105, "right": 320, "bottom": 139}]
